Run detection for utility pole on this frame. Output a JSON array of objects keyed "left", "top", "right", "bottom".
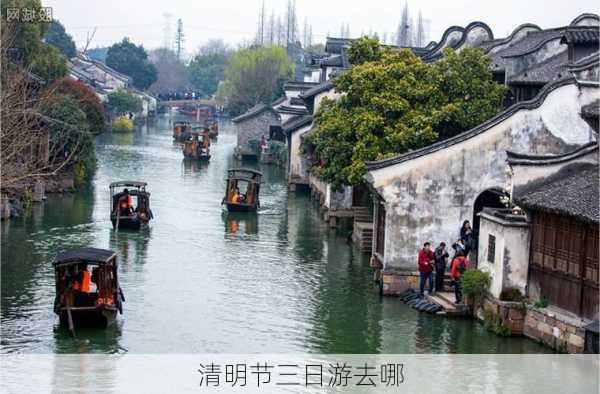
[{"left": 175, "top": 18, "right": 184, "bottom": 60}]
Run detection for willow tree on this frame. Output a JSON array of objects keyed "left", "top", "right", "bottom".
[
  {"left": 306, "top": 38, "right": 505, "bottom": 190},
  {"left": 218, "top": 46, "right": 294, "bottom": 115}
]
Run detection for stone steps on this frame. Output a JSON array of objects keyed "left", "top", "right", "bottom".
[
  {"left": 352, "top": 206, "right": 373, "bottom": 223},
  {"left": 352, "top": 220, "right": 374, "bottom": 253}
]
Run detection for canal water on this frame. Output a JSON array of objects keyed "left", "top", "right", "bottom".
[{"left": 1, "top": 115, "right": 551, "bottom": 354}]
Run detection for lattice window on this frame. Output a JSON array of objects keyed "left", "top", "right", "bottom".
[{"left": 487, "top": 234, "right": 496, "bottom": 263}]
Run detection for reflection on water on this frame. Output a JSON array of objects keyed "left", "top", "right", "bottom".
[
  {"left": 1, "top": 115, "right": 551, "bottom": 354},
  {"left": 222, "top": 212, "right": 259, "bottom": 236}
]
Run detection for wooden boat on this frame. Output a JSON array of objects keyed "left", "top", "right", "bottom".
[
  {"left": 173, "top": 121, "right": 192, "bottom": 142},
  {"left": 110, "top": 181, "right": 153, "bottom": 230},
  {"left": 222, "top": 168, "right": 262, "bottom": 212},
  {"left": 182, "top": 130, "right": 211, "bottom": 161},
  {"left": 53, "top": 248, "right": 124, "bottom": 336}
]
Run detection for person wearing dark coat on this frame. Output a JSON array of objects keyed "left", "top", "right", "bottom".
[
  {"left": 434, "top": 242, "right": 449, "bottom": 292},
  {"left": 460, "top": 220, "right": 474, "bottom": 256}
]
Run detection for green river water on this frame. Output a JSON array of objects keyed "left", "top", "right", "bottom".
[{"left": 1, "top": 115, "right": 551, "bottom": 354}]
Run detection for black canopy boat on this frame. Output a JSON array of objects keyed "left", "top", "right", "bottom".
[
  {"left": 182, "top": 130, "right": 211, "bottom": 161},
  {"left": 53, "top": 248, "right": 124, "bottom": 336},
  {"left": 222, "top": 168, "right": 262, "bottom": 212},
  {"left": 110, "top": 181, "right": 153, "bottom": 230}
]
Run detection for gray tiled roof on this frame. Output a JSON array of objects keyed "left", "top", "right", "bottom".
[
  {"left": 581, "top": 99, "right": 600, "bottom": 119},
  {"left": 320, "top": 55, "right": 344, "bottom": 67},
  {"left": 298, "top": 80, "right": 335, "bottom": 100},
  {"left": 560, "top": 27, "right": 600, "bottom": 45},
  {"left": 514, "top": 162, "right": 599, "bottom": 223},
  {"left": 282, "top": 114, "right": 313, "bottom": 134},
  {"left": 231, "top": 104, "right": 277, "bottom": 123},
  {"left": 499, "top": 29, "right": 566, "bottom": 58},
  {"left": 508, "top": 51, "right": 569, "bottom": 85},
  {"left": 283, "top": 81, "right": 319, "bottom": 91},
  {"left": 277, "top": 105, "right": 309, "bottom": 115}
]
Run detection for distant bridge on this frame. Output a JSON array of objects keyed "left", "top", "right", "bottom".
[{"left": 158, "top": 99, "right": 218, "bottom": 108}]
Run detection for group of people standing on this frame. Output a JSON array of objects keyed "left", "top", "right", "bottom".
[{"left": 417, "top": 220, "right": 475, "bottom": 304}]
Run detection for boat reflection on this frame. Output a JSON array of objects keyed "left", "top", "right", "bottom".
[
  {"left": 222, "top": 212, "right": 258, "bottom": 236},
  {"left": 182, "top": 158, "right": 209, "bottom": 175}
]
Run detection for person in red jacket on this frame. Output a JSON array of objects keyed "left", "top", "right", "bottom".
[
  {"left": 450, "top": 251, "right": 470, "bottom": 304},
  {"left": 417, "top": 242, "right": 435, "bottom": 296}
]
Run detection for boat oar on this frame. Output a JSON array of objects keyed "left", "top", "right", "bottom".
[
  {"left": 66, "top": 303, "right": 76, "bottom": 338},
  {"left": 116, "top": 208, "right": 120, "bottom": 231}
]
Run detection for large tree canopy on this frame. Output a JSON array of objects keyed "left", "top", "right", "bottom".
[
  {"left": 306, "top": 38, "right": 506, "bottom": 189},
  {"left": 218, "top": 45, "right": 294, "bottom": 115},
  {"left": 30, "top": 43, "right": 67, "bottom": 82},
  {"left": 106, "top": 38, "right": 157, "bottom": 90},
  {"left": 1, "top": 0, "right": 47, "bottom": 65},
  {"left": 48, "top": 77, "right": 105, "bottom": 135},
  {"left": 188, "top": 39, "right": 231, "bottom": 97},
  {"left": 43, "top": 20, "right": 76, "bottom": 58},
  {"left": 107, "top": 89, "right": 143, "bottom": 115}
]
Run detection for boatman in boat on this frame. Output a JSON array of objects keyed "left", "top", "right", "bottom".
[
  {"left": 71, "top": 263, "right": 92, "bottom": 305},
  {"left": 119, "top": 189, "right": 134, "bottom": 216},
  {"left": 231, "top": 188, "right": 240, "bottom": 203}
]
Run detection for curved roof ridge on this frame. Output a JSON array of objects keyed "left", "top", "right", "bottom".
[
  {"left": 507, "top": 142, "right": 598, "bottom": 165},
  {"left": 422, "top": 26, "right": 465, "bottom": 60},
  {"left": 570, "top": 13, "right": 600, "bottom": 26},
  {"left": 366, "top": 77, "right": 581, "bottom": 171},
  {"left": 568, "top": 50, "right": 600, "bottom": 72},
  {"left": 452, "top": 21, "right": 494, "bottom": 50},
  {"left": 298, "top": 80, "right": 335, "bottom": 100},
  {"left": 500, "top": 28, "right": 567, "bottom": 58},
  {"left": 483, "top": 23, "right": 542, "bottom": 53},
  {"left": 232, "top": 103, "right": 278, "bottom": 123}
]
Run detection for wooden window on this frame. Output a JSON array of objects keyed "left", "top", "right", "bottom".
[{"left": 487, "top": 234, "right": 496, "bottom": 263}]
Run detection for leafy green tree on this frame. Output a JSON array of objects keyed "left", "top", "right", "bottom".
[
  {"left": 219, "top": 45, "right": 294, "bottom": 115},
  {"left": 41, "top": 95, "right": 96, "bottom": 181},
  {"left": 43, "top": 20, "right": 76, "bottom": 58},
  {"left": 1, "top": 0, "right": 47, "bottom": 65},
  {"left": 107, "top": 89, "right": 143, "bottom": 115},
  {"left": 48, "top": 77, "right": 106, "bottom": 134},
  {"left": 1, "top": 2, "right": 67, "bottom": 83},
  {"left": 30, "top": 43, "right": 67, "bottom": 82},
  {"left": 106, "top": 38, "right": 157, "bottom": 89},
  {"left": 347, "top": 36, "right": 383, "bottom": 65},
  {"left": 188, "top": 39, "right": 230, "bottom": 97},
  {"left": 87, "top": 46, "right": 109, "bottom": 62},
  {"left": 306, "top": 38, "right": 505, "bottom": 189}
]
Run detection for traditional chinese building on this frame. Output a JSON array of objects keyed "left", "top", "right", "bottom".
[
  {"left": 473, "top": 142, "right": 599, "bottom": 353},
  {"left": 232, "top": 104, "right": 281, "bottom": 160}
]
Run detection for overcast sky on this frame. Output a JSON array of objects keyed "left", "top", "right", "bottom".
[{"left": 44, "top": 0, "right": 598, "bottom": 56}]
